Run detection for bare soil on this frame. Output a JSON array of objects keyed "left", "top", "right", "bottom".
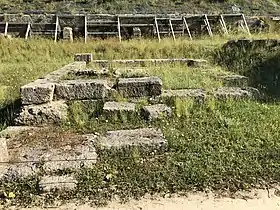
[{"left": 9, "top": 188, "right": 280, "bottom": 210}]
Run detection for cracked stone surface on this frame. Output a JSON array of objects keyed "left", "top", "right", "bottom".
[
  {"left": 40, "top": 175, "right": 77, "bottom": 192},
  {"left": 213, "top": 87, "right": 260, "bottom": 100},
  {"left": 21, "top": 79, "right": 55, "bottom": 105},
  {"left": 55, "top": 79, "right": 112, "bottom": 100},
  {"left": 15, "top": 101, "right": 68, "bottom": 125},
  {"left": 161, "top": 89, "right": 207, "bottom": 103},
  {"left": 74, "top": 53, "right": 92, "bottom": 63},
  {"left": 141, "top": 104, "right": 172, "bottom": 121},
  {"left": 98, "top": 128, "right": 167, "bottom": 149},
  {"left": 117, "top": 77, "right": 162, "bottom": 98}
]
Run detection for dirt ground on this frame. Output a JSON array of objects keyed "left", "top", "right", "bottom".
[{"left": 7, "top": 188, "right": 280, "bottom": 210}]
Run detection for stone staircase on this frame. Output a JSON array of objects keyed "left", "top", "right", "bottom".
[{"left": 0, "top": 53, "right": 260, "bottom": 192}]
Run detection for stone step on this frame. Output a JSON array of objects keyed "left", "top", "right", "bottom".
[
  {"left": 15, "top": 101, "right": 68, "bottom": 126},
  {"left": 97, "top": 128, "right": 167, "bottom": 149},
  {"left": 218, "top": 75, "right": 248, "bottom": 87},
  {"left": 20, "top": 62, "right": 86, "bottom": 105},
  {"left": 0, "top": 127, "right": 97, "bottom": 179},
  {"left": 90, "top": 58, "right": 207, "bottom": 67},
  {"left": 213, "top": 87, "right": 260, "bottom": 100},
  {"left": 39, "top": 175, "right": 77, "bottom": 192},
  {"left": 103, "top": 101, "right": 136, "bottom": 119},
  {"left": 117, "top": 76, "right": 162, "bottom": 98},
  {"left": 55, "top": 79, "right": 112, "bottom": 100},
  {"left": 141, "top": 104, "right": 172, "bottom": 121},
  {"left": 161, "top": 87, "right": 259, "bottom": 103},
  {"left": 21, "top": 79, "right": 55, "bottom": 105}
]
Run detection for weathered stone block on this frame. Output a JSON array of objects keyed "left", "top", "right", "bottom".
[
  {"left": 15, "top": 101, "right": 68, "bottom": 125},
  {"left": 220, "top": 75, "right": 248, "bottom": 87},
  {"left": 0, "top": 138, "right": 8, "bottom": 163},
  {"left": 141, "top": 104, "right": 172, "bottom": 121},
  {"left": 42, "top": 143, "right": 97, "bottom": 172},
  {"left": 0, "top": 164, "right": 39, "bottom": 180},
  {"left": 103, "top": 101, "right": 136, "bottom": 120},
  {"left": 186, "top": 59, "right": 207, "bottom": 67},
  {"left": 117, "top": 77, "right": 162, "bottom": 98},
  {"left": 0, "top": 126, "right": 37, "bottom": 138},
  {"left": 21, "top": 79, "right": 55, "bottom": 105},
  {"left": 44, "top": 62, "right": 87, "bottom": 81},
  {"left": 98, "top": 128, "right": 167, "bottom": 149},
  {"left": 63, "top": 27, "right": 73, "bottom": 42},
  {"left": 214, "top": 87, "right": 259, "bottom": 100},
  {"left": 161, "top": 89, "right": 206, "bottom": 104},
  {"left": 74, "top": 53, "right": 92, "bottom": 63},
  {"left": 40, "top": 175, "right": 77, "bottom": 192},
  {"left": 55, "top": 80, "right": 111, "bottom": 100}
]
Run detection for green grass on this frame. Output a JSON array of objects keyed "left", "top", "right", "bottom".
[
  {"left": 1, "top": 33, "right": 280, "bottom": 206},
  {"left": 2, "top": 100, "right": 280, "bottom": 206},
  {"left": 1, "top": 32, "right": 279, "bottom": 108}
]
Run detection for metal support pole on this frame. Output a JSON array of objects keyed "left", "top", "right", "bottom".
[
  {"left": 84, "top": 15, "right": 87, "bottom": 43},
  {"left": 220, "top": 15, "right": 228, "bottom": 35},
  {"left": 54, "top": 15, "right": 59, "bottom": 42},
  {"left": 169, "top": 19, "right": 176, "bottom": 41},
  {"left": 183, "top": 17, "right": 192, "bottom": 40},
  {"left": 154, "top": 17, "right": 161, "bottom": 42},
  {"left": 25, "top": 23, "right": 31, "bottom": 40},
  {"left": 242, "top": 14, "right": 251, "bottom": 35},
  {"left": 4, "top": 22, "right": 8, "bottom": 36},
  {"left": 204, "top": 14, "right": 213, "bottom": 37},
  {"left": 117, "top": 16, "right": 121, "bottom": 42}
]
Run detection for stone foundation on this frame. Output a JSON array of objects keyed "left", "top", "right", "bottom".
[{"left": 117, "top": 77, "right": 162, "bottom": 97}]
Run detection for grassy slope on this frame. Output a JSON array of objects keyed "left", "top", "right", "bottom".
[{"left": 0, "top": 0, "right": 280, "bottom": 14}]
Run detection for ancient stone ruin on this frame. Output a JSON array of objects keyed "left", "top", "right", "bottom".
[{"left": 0, "top": 53, "right": 259, "bottom": 192}]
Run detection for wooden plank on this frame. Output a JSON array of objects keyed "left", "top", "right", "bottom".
[
  {"left": 169, "top": 19, "right": 176, "bottom": 41},
  {"left": 154, "top": 17, "right": 161, "bottom": 42},
  {"left": 242, "top": 14, "right": 251, "bottom": 35},
  {"left": 84, "top": 15, "right": 87, "bottom": 43},
  {"left": 183, "top": 17, "right": 192, "bottom": 40},
  {"left": 25, "top": 23, "right": 31, "bottom": 40},
  {"left": 54, "top": 15, "right": 59, "bottom": 42},
  {"left": 117, "top": 16, "right": 121, "bottom": 42},
  {"left": 4, "top": 22, "right": 8, "bottom": 36}
]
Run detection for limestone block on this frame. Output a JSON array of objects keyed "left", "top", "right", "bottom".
[
  {"left": 98, "top": 128, "right": 167, "bottom": 149},
  {"left": 214, "top": 87, "right": 260, "bottom": 100},
  {"left": 15, "top": 101, "right": 68, "bottom": 125},
  {"left": 74, "top": 53, "right": 92, "bottom": 63},
  {"left": 0, "top": 126, "right": 37, "bottom": 138},
  {"left": 40, "top": 175, "right": 77, "bottom": 192},
  {"left": 220, "top": 75, "right": 248, "bottom": 87},
  {"left": 117, "top": 77, "right": 162, "bottom": 98},
  {"left": 55, "top": 80, "right": 111, "bottom": 100},
  {"left": 63, "top": 27, "right": 73, "bottom": 42},
  {"left": 161, "top": 89, "right": 206, "bottom": 104},
  {"left": 44, "top": 62, "right": 87, "bottom": 81},
  {"left": 42, "top": 143, "right": 97, "bottom": 172},
  {"left": 103, "top": 101, "right": 136, "bottom": 120},
  {"left": 21, "top": 79, "right": 55, "bottom": 105},
  {"left": 0, "top": 138, "right": 8, "bottom": 163},
  {"left": 141, "top": 104, "right": 172, "bottom": 121}
]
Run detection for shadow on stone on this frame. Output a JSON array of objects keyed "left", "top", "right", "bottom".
[{"left": 0, "top": 99, "right": 21, "bottom": 129}]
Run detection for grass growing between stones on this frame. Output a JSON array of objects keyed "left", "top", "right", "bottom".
[
  {"left": 65, "top": 63, "right": 228, "bottom": 90},
  {"left": 2, "top": 99, "right": 280, "bottom": 207},
  {"left": 2, "top": 33, "right": 280, "bottom": 206}
]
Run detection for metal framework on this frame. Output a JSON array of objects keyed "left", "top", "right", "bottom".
[{"left": 0, "top": 13, "right": 252, "bottom": 41}]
